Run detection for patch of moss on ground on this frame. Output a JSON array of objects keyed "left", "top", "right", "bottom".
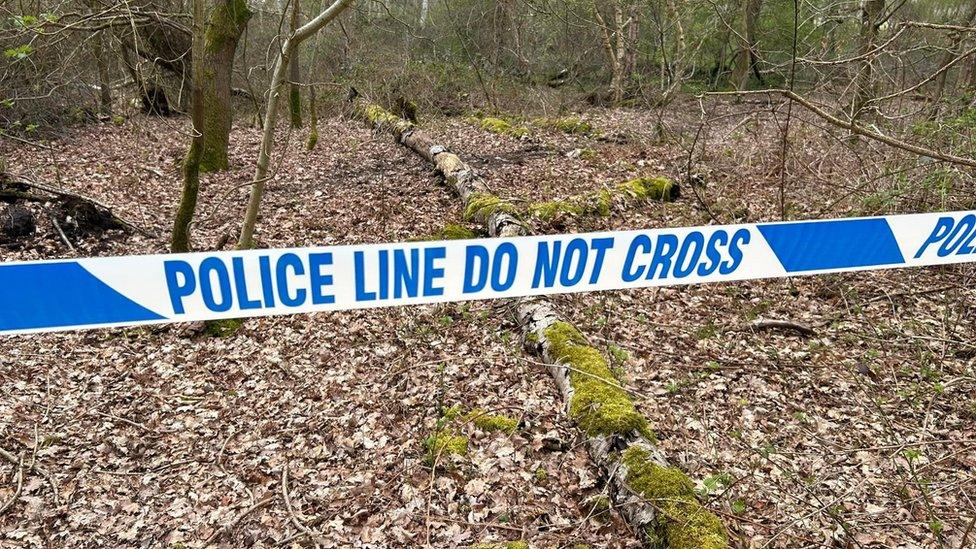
[
  {"left": 470, "top": 116, "right": 529, "bottom": 138},
  {"left": 622, "top": 446, "right": 728, "bottom": 549},
  {"left": 615, "top": 176, "right": 679, "bottom": 202},
  {"left": 533, "top": 116, "right": 594, "bottom": 135},
  {"left": 543, "top": 322, "right": 651, "bottom": 438},
  {"left": 467, "top": 409, "right": 518, "bottom": 434},
  {"left": 204, "top": 318, "right": 244, "bottom": 337},
  {"left": 424, "top": 433, "right": 468, "bottom": 465},
  {"left": 439, "top": 223, "right": 479, "bottom": 240},
  {"left": 463, "top": 192, "right": 518, "bottom": 222}
]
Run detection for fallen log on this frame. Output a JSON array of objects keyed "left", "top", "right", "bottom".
[
  {"left": 347, "top": 93, "right": 727, "bottom": 548},
  {"left": 347, "top": 88, "right": 526, "bottom": 238}
]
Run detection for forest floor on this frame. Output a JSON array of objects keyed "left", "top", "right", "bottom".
[{"left": 1, "top": 98, "right": 974, "bottom": 548}]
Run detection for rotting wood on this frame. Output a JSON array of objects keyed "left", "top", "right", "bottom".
[
  {"left": 346, "top": 92, "right": 728, "bottom": 548},
  {"left": 2, "top": 173, "right": 155, "bottom": 238}
]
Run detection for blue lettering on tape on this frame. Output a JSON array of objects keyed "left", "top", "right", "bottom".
[
  {"left": 0, "top": 262, "right": 164, "bottom": 331},
  {"left": 758, "top": 218, "right": 904, "bottom": 272}
]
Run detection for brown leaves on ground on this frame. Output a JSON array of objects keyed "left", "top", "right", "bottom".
[{"left": 1, "top": 100, "right": 974, "bottom": 547}]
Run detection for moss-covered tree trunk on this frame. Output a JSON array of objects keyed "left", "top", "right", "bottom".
[
  {"left": 289, "top": 0, "right": 303, "bottom": 128},
  {"left": 172, "top": 0, "right": 208, "bottom": 252},
  {"left": 200, "top": 0, "right": 252, "bottom": 172}
]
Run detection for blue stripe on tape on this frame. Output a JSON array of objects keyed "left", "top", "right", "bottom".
[
  {"left": 0, "top": 262, "right": 164, "bottom": 331},
  {"left": 758, "top": 218, "right": 905, "bottom": 273}
]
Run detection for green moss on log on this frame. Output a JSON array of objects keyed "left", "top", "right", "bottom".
[
  {"left": 622, "top": 446, "right": 728, "bottom": 549},
  {"left": 361, "top": 103, "right": 413, "bottom": 133},
  {"left": 463, "top": 192, "right": 518, "bottom": 222},
  {"left": 528, "top": 201, "right": 583, "bottom": 221},
  {"left": 543, "top": 322, "right": 650, "bottom": 438},
  {"left": 527, "top": 177, "right": 676, "bottom": 222}
]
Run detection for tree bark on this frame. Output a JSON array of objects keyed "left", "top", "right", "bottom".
[
  {"left": 237, "top": 0, "right": 355, "bottom": 250},
  {"left": 200, "top": 0, "right": 252, "bottom": 172},
  {"left": 851, "top": 0, "right": 885, "bottom": 122},
  {"left": 289, "top": 0, "right": 304, "bottom": 128},
  {"left": 172, "top": 0, "right": 207, "bottom": 253}
]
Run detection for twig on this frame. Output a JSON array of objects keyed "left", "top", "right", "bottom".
[
  {"left": 0, "top": 446, "right": 58, "bottom": 506},
  {"left": 202, "top": 495, "right": 275, "bottom": 546},
  {"left": 281, "top": 462, "right": 318, "bottom": 544},
  {"left": 0, "top": 453, "right": 24, "bottom": 516},
  {"left": 49, "top": 212, "right": 75, "bottom": 252}
]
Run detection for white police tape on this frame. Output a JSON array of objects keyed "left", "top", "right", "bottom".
[{"left": 2, "top": 210, "right": 975, "bottom": 335}]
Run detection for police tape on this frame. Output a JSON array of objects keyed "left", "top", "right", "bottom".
[{"left": 1, "top": 210, "right": 975, "bottom": 335}]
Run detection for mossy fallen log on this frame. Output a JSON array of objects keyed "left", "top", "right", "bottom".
[
  {"left": 348, "top": 90, "right": 526, "bottom": 238},
  {"left": 517, "top": 300, "right": 727, "bottom": 548},
  {"left": 528, "top": 176, "right": 679, "bottom": 222},
  {"left": 345, "top": 91, "right": 726, "bottom": 548}
]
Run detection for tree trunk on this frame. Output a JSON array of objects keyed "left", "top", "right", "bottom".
[
  {"left": 933, "top": 1, "right": 976, "bottom": 101},
  {"left": 237, "top": 0, "right": 355, "bottom": 250},
  {"left": 593, "top": 0, "right": 625, "bottom": 104},
  {"left": 306, "top": 85, "right": 318, "bottom": 150},
  {"left": 851, "top": 0, "right": 885, "bottom": 122},
  {"left": 289, "top": 0, "right": 304, "bottom": 128},
  {"left": 733, "top": 0, "right": 763, "bottom": 90},
  {"left": 92, "top": 30, "right": 113, "bottom": 115},
  {"left": 347, "top": 95, "right": 727, "bottom": 549},
  {"left": 200, "top": 0, "right": 252, "bottom": 172},
  {"left": 172, "top": 0, "right": 207, "bottom": 253},
  {"left": 419, "top": 0, "right": 430, "bottom": 28}
]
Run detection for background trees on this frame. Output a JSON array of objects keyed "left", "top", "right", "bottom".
[{"left": 3, "top": 0, "right": 976, "bottom": 243}]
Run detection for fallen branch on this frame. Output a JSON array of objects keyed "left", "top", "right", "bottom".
[
  {"left": 702, "top": 89, "right": 976, "bottom": 170},
  {"left": 281, "top": 462, "right": 321, "bottom": 544},
  {"left": 347, "top": 88, "right": 527, "bottom": 237},
  {"left": 49, "top": 211, "right": 76, "bottom": 252},
  {"left": 4, "top": 173, "right": 158, "bottom": 238}
]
